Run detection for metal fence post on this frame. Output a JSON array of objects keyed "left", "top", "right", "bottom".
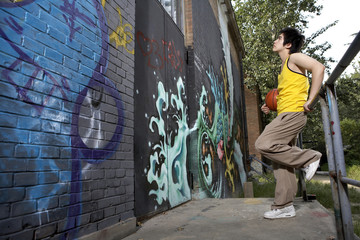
[
  {"left": 326, "top": 85, "right": 354, "bottom": 240},
  {"left": 319, "top": 97, "right": 344, "bottom": 239}
]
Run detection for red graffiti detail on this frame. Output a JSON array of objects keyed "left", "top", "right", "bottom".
[{"left": 136, "top": 31, "right": 183, "bottom": 73}]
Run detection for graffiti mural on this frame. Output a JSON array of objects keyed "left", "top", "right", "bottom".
[
  {"left": 134, "top": 0, "right": 247, "bottom": 218},
  {"left": 145, "top": 76, "right": 190, "bottom": 207},
  {"left": 188, "top": 0, "right": 247, "bottom": 198},
  {"left": 192, "top": 64, "right": 246, "bottom": 198},
  {"left": 0, "top": 0, "right": 132, "bottom": 238},
  {"left": 134, "top": 0, "right": 190, "bottom": 218}
]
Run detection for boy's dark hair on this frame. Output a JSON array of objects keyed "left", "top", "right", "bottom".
[{"left": 279, "top": 27, "right": 305, "bottom": 53}]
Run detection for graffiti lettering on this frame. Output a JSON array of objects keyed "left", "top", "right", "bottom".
[
  {"left": 163, "top": 39, "right": 183, "bottom": 72},
  {"left": 136, "top": 31, "right": 184, "bottom": 72},
  {"left": 60, "top": 0, "right": 96, "bottom": 41},
  {"left": 109, "top": 8, "right": 134, "bottom": 54}
]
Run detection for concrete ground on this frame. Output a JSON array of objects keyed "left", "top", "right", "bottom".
[{"left": 122, "top": 198, "right": 337, "bottom": 240}]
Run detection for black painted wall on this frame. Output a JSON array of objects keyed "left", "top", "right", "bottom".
[{"left": 134, "top": 0, "right": 189, "bottom": 218}]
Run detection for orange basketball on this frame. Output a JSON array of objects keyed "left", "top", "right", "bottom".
[{"left": 265, "top": 88, "right": 279, "bottom": 111}]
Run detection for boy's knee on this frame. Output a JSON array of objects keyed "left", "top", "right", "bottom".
[
  {"left": 255, "top": 138, "right": 263, "bottom": 152},
  {"left": 255, "top": 137, "right": 269, "bottom": 153}
]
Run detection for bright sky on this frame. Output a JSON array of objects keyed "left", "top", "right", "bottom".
[{"left": 305, "top": 0, "right": 360, "bottom": 75}]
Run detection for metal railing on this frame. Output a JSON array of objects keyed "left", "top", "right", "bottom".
[
  {"left": 309, "top": 30, "right": 360, "bottom": 240},
  {"left": 248, "top": 154, "right": 275, "bottom": 183}
]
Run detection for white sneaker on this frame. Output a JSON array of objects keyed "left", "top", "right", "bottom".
[
  {"left": 264, "top": 205, "right": 296, "bottom": 219},
  {"left": 303, "top": 154, "right": 321, "bottom": 181}
]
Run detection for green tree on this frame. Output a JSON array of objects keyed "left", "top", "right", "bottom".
[
  {"left": 340, "top": 118, "right": 360, "bottom": 165},
  {"left": 335, "top": 64, "right": 360, "bottom": 165},
  {"left": 232, "top": 0, "right": 336, "bottom": 93},
  {"left": 336, "top": 65, "right": 360, "bottom": 121}
]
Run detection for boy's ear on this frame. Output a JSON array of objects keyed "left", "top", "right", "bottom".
[{"left": 285, "top": 43, "right": 292, "bottom": 50}]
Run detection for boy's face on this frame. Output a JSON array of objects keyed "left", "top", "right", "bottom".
[{"left": 273, "top": 33, "right": 290, "bottom": 53}]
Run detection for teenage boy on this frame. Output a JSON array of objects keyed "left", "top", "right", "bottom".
[{"left": 255, "top": 27, "right": 325, "bottom": 219}]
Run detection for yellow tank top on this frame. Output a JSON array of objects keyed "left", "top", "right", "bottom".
[{"left": 277, "top": 56, "right": 309, "bottom": 115}]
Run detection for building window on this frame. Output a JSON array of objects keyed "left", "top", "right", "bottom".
[{"left": 158, "top": 0, "right": 184, "bottom": 32}]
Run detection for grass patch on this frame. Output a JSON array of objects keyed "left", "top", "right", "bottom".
[
  {"left": 253, "top": 175, "right": 275, "bottom": 198},
  {"left": 306, "top": 181, "right": 333, "bottom": 209},
  {"left": 321, "top": 164, "right": 360, "bottom": 181},
  {"left": 251, "top": 172, "right": 360, "bottom": 236},
  {"left": 348, "top": 165, "right": 360, "bottom": 181},
  {"left": 307, "top": 181, "right": 360, "bottom": 214}
]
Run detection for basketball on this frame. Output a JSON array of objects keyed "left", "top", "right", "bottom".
[{"left": 265, "top": 88, "right": 279, "bottom": 111}]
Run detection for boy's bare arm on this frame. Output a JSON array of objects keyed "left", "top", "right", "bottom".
[{"left": 290, "top": 53, "right": 325, "bottom": 111}]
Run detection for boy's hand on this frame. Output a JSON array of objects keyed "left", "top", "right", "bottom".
[
  {"left": 303, "top": 100, "right": 312, "bottom": 112},
  {"left": 261, "top": 104, "right": 270, "bottom": 114}
]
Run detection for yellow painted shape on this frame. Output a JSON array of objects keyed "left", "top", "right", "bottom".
[
  {"left": 109, "top": 8, "right": 135, "bottom": 55},
  {"left": 244, "top": 198, "right": 262, "bottom": 205}
]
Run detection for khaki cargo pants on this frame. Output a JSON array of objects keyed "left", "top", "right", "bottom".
[{"left": 255, "top": 112, "right": 320, "bottom": 209}]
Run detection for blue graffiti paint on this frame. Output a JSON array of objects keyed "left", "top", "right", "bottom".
[
  {"left": 0, "top": 0, "right": 124, "bottom": 237},
  {"left": 0, "top": 1, "right": 100, "bottom": 114},
  {"left": 60, "top": 0, "right": 96, "bottom": 42},
  {"left": 67, "top": 0, "right": 124, "bottom": 236}
]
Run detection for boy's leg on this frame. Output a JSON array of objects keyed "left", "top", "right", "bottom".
[
  {"left": 272, "top": 162, "right": 297, "bottom": 209},
  {"left": 255, "top": 112, "right": 319, "bottom": 168}
]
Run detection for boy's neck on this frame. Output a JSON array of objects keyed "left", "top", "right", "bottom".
[{"left": 279, "top": 50, "right": 290, "bottom": 65}]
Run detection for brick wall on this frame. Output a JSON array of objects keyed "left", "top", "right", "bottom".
[
  {"left": 244, "top": 86, "right": 263, "bottom": 173},
  {"left": 184, "top": 0, "right": 193, "bottom": 47},
  {"left": 0, "top": 0, "right": 135, "bottom": 239}
]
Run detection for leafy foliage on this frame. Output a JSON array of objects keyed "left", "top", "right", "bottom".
[
  {"left": 340, "top": 118, "right": 360, "bottom": 165},
  {"left": 336, "top": 66, "right": 360, "bottom": 120},
  {"left": 232, "top": 0, "right": 336, "bottom": 94},
  {"left": 347, "top": 164, "right": 360, "bottom": 181},
  {"left": 335, "top": 67, "right": 360, "bottom": 165}
]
